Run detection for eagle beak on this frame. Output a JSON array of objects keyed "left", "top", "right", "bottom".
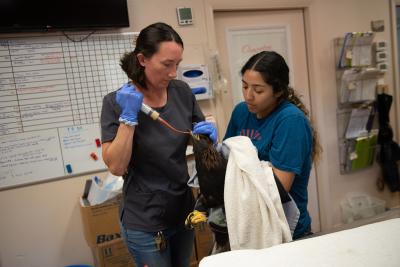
[{"left": 190, "top": 131, "right": 200, "bottom": 141}]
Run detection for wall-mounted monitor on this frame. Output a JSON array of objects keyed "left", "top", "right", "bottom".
[{"left": 0, "top": 0, "right": 130, "bottom": 33}]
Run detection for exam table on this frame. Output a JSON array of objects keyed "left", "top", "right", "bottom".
[{"left": 199, "top": 209, "right": 400, "bottom": 267}]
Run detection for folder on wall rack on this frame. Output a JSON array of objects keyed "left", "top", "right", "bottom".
[
  {"left": 350, "top": 134, "right": 377, "bottom": 171},
  {"left": 339, "top": 68, "right": 382, "bottom": 104},
  {"left": 338, "top": 32, "right": 375, "bottom": 69},
  {"left": 345, "top": 107, "right": 373, "bottom": 139},
  {"left": 338, "top": 32, "right": 353, "bottom": 68}
]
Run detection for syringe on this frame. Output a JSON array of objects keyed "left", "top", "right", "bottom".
[
  {"left": 141, "top": 103, "right": 160, "bottom": 121},
  {"left": 140, "top": 103, "right": 190, "bottom": 135}
]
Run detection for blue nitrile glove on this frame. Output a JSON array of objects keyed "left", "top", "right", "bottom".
[
  {"left": 193, "top": 121, "right": 218, "bottom": 144},
  {"left": 115, "top": 83, "right": 143, "bottom": 126}
]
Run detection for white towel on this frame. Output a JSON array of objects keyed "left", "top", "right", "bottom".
[{"left": 223, "top": 136, "right": 292, "bottom": 250}]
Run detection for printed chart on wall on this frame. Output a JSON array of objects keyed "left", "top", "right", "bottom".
[{"left": 0, "top": 32, "right": 138, "bottom": 189}]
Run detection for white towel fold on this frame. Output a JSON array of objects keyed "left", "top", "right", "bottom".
[{"left": 223, "top": 136, "right": 292, "bottom": 250}]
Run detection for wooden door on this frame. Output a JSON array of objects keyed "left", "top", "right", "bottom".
[{"left": 214, "top": 9, "right": 320, "bottom": 232}]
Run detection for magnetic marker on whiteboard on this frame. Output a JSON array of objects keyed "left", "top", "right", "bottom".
[
  {"left": 90, "top": 152, "right": 98, "bottom": 161},
  {"left": 66, "top": 164, "right": 73, "bottom": 173},
  {"left": 95, "top": 138, "right": 101, "bottom": 147}
]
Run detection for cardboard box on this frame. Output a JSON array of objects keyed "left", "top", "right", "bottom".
[
  {"left": 92, "top": 238, "right": 135, "bottom": 267},
  {"left": 80, "top": 195, "right": 122, "bottom": 247},
  {"left": 190, "top": 260, "right": 198, "bottom": 267},
  {"left": 194, "top": 223, "right": 214, "bottom": 261},
  {"left": 190, "top": 243, "right": 197, "bottom": 267},
  {"left": 80, "top": 192, "right": 207, "bottom": 267}
]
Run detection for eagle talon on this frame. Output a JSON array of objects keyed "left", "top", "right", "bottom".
[{"left": 185, "top": 210, "right": 207, "bottom": 229}]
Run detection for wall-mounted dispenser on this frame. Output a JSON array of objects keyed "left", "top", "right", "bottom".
[{"left": 178, "top": 64, "right": 212, "bottom": 100}]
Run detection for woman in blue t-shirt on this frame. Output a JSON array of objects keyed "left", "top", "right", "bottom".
[{"left": 224, "top": 51, "right": 321, "bottom": 239}]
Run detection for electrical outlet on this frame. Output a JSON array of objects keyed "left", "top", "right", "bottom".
[{"left": 15, "top": 254, "right": 26, "bottom": 267}]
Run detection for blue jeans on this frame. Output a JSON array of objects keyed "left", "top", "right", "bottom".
[{"left": 120, "top": 222, "right": 194, "bottom": 267}]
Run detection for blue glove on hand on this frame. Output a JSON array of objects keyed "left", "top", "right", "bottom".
[
  {"left": 115, "top": 83, "right": 143, "bottom": 126},
  {"left": 193, "top": 121, "right": 218, "bottom": 144}
]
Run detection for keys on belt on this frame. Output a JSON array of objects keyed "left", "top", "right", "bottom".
[{"left": 155, "top": 231, "right": 167, "bottom": 251}]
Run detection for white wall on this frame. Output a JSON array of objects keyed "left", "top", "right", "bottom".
[
  {"left": 0, "top": 0, "right": 399, "bottom": 266},
  {"left": 0, "top": 172, "right": 107, "bottom": 267},
  {"left": 298, "top": 0, "right": 400, "bottom": 229}
]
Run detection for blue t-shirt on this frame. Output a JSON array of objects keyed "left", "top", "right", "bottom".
[{"left": 224, "top": 101, "right": 312, "bottom": 239}]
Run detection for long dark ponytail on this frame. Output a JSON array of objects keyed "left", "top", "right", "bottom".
[{"left": 241, "top": 51, "right": 321, "bottom": 161}]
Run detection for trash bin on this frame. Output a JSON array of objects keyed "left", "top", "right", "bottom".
[{"left": 341, "top": 192, "right": 386, "bottom": 223}]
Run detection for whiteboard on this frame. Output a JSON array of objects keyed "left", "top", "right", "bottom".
[{"left": 0, "top": 32, "right": 138, "bottom": 190}]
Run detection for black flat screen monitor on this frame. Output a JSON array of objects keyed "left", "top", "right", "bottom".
[{"left": 0, "top": 0, "right": 130, "bottom": 33}]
